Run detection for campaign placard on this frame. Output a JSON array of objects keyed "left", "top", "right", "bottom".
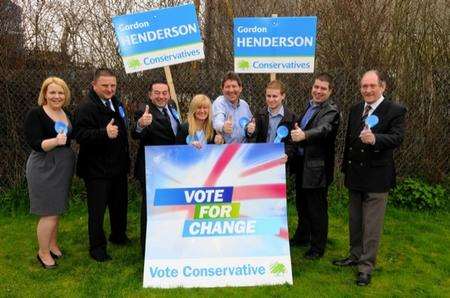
[
  {"left": 234, "top": 16, "right": 317, "bottom": 73},
  {"left": 143, "top": 143, "right": 293, "bottom": 288},
  {"left": 112, "top": 3, "right": 204, "bottom": 73}
]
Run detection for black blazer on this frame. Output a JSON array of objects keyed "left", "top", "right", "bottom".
[
  {"left": 73, "top": 88, "right": 130, "bottom": 179},
  {"left": 295, "top": 100, "right": 340, "bottom": 188},
  {"left": 131, "top": 101, "right": 180, "bottom": 183},
  {"left": 247, "top": 105, "right": 297, "bottom": 161},
  {"left": 343, "top": 99, "right": 407, "bottom": 192}
]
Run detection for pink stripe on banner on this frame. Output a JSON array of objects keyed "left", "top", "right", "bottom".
[
  {"left": 239, "top": 157, "right": 285, "bottom": 178},
  {"left": 204, "top": 143, "right": 241, "bottom": 186},
  {"left": 277, "top": 228, "right": 289, "bottom": 240},
  {"left": 232, "top": 183, "right": 286, "bottom": 200}
]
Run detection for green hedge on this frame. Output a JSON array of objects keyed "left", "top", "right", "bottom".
[{"left": 390, "top": 178, "right": 448, "bottom": 210}]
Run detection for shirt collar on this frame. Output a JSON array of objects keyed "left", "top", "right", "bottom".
[
  {"left": 365, "top": 95, "right": 384, "bottom": 111},
  {"left": 224, "top": 96, "right": 240, "bottom": 108},
  {"left": 268, "top": 105, "right": 284, "bottom": 118},
  {"left": 309, "top": 99, "right": 321, "bottom": 108}
]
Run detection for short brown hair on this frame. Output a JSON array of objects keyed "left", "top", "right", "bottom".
[
  {"left": 37, "top": 77, "right": 71, "bottom": 107},
  {"left": 266, "top": 80, "right": 286, "bottom": 94},
  {"left": 221, "top": 71, "right": 242, "bottom": 88},
  {"left": 314, "top": 72, "right": 334, "bottom": 90},
  {"left": 93, "top": 68, "right": 116, "bottom": 81}
]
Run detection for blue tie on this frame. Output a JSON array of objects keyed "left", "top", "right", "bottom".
[{"left": 300, "top": 103, "right": 319, "bottom": 129}]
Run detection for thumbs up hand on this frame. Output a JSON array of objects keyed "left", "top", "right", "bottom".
[
  {"left": 246, "top": 117, "right": 256, "bottom": 135},
  {"left": 138, "top": 104, "right": 153, "bottom": 128},
  {"left": 106, "top": 118, "right": 118, "bottom": 139},
  {"left": 291, "top": 122, "right": 306, "bottom": 142},
  {"left": 223, "top": 115, "right": 233, "bottom": 134}
]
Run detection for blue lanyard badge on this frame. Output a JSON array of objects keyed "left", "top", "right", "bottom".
[
  {"left": 274, "top": 125, "right": 288, "bottom": 143},
  {"left": 54, "top": 121, "right": 68, "bottom": 134},
  {"left": 118, "top": 106, "right": 126, "bottom": 119}
]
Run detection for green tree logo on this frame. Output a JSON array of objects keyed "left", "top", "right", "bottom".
[
  {"left": 127, "top": 58, "right": 141, "bottom": 69},
  {"left": 238, "top": 60, "right": 250, "bottom": 70},
  {"left": 270, "top": 262, "right": 286, "bottom": 276}
]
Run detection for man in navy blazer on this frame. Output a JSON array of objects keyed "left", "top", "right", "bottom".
[
  {"left": 131, "top": 79, "right": 181, "bottom": 256},
  {"left": 333, "top": 70, "right": 407, "bottom": 286}
]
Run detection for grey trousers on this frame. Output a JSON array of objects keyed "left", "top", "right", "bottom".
[{"left": 348, "top": 190, "right": 388, "bottom": 274}]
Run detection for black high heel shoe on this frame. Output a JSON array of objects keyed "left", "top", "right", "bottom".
[
  {"left": 50, "top": 251, "right": 62, "bottom": 259},
  {"left": 37, "top": 254, "right": 57, "bottom": 269}
]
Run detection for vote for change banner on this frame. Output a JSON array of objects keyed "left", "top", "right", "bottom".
[
  {"left": 234, "top": 16, "right": 317, "bottom": 73},
  {"left": 112, "top": 3, "right": 204, "bottom": 73},
  {"left": 143, "top": 143, "right": 293, "bottom": 288}
]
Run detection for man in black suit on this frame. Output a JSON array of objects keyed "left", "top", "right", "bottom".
[
  {"left": 131, "top": 79, "right": 180, "bottom": 256},
  {"left": 289, "top": 73, "right": 340, "bottom": 260},
  {"left": 74, "top": 68, "right": 130, "bottom": 262},
  {"left": 333, "top": 70, "right": 407, "bottom": 286},
  {"left": 246, "top": 79, "right": 297, "bottom": 161}
]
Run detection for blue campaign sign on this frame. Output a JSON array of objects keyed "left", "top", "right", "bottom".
[
  {"left": 234, "top": 17, "right": 317, "bottom": 73},
  {"left": 112, "top": 3, "right": 204, "bottom": 73}
]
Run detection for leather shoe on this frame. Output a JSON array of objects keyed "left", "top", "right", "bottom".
[
  {"left": 37, "top": 254, "right": 57, "bottom": 269},
  {"left": 304, "top": 249, "right": 323, "bottom": 260},
  {"left": 90, "top": 248, "right": 112, "bottom": 262},
  {"left": 332, "top": 257, "right": 358, "bottom": 266},
  {"left": 356, "top": 272, "right": 371, "bottom": 286}
]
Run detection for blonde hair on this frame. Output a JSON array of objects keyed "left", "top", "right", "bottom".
[
  {"left": 37, "top": 77, "right": 71, "bottom": 106},
  {"left": 187, "top": 94, "right": 214, "bottom": 141}
]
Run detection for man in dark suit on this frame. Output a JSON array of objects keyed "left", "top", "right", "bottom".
[
  {"left": 333, "top": 70, "right": 407, "bottom": 286},
  {"left": 74, "top": 68, "right": 130, "bottom": 262},
  {"left": 246, "top": 79, "right": 297, "bottom": 161},
  {"left": 289, "top": 73, "right": 340, "bottom": 260},
  {"left": 131, "top": 79, "right": 181, "bottom": 256}
]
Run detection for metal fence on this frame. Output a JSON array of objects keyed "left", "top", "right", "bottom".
[
  {"left": 1, "top": 0, "right": 449, "bottom": 190},
  {"left": 1, "top": 65, "right": 448, "bottom": 190}
]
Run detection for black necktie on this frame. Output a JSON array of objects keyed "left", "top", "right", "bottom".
[
  {"left": 105, "top": 100, "right": 114, "bottom": 111},
  {"left": 162, "top": 107, "right": 170, "bottom": 121}
]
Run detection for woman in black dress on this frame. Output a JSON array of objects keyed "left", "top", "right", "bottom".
[
  {"left": 24, "top": 77, "right": 75, "bottom": 269},
  {"left": 177, "top": 94, "right": 224, "bottom": 147}
]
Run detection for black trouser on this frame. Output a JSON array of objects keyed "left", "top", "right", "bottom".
[
  {"left": 84, "top": 175, "right": 128, "bottom": 252},
  {"left": 138, "top": 178, "right": 147, "bottom": 256},
  {"left": 293, "top": 158, "right": 329, "bottom": 254}
]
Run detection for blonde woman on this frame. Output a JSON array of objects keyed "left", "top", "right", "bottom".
[
  {"left": 24, "top": 77, "right": 75, "bottom": 269},
  {"left": 177, "top": 94, "right": 224, "bottom": 148}
]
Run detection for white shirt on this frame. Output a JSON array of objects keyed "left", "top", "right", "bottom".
[{"left": 364, "top": 95, "right": 384, "bottom": 116}]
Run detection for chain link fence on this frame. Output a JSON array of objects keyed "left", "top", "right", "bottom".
[
  {"left": 1, "top": 66, "right": 448, "bottom": 190},
  {"left": 0, "top": 0, "right": 449, "bottom": 191}
]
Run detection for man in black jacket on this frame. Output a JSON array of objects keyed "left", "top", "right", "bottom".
[
  {"left": 290, "top": 73, "right": 340, "bottom": 260},
  {"left": 131, "top": 79, "right": 181, "bottom": 256},
  {"left": 74, "top": 68, "right": 130, "bottom": 262},
  {"left": 333, "top": 70, "right": 407, "bottom": 286}
]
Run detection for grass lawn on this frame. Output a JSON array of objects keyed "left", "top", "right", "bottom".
[{"left": 1, "top": 185, "right": 449, "bottom": 297}]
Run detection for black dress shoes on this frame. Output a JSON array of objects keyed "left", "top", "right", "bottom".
[
  {"left": 37, "top": 254, "right": 57, "bottom": 269},
  {"left": 332, "top": 257, "right": 358, "bottom": 266},
  {"left": 304, "top": 249, "right": 323, "bottom": 260},
  {"left": 356, "top": 272, "right": 371, "bottom": 286},
  {"left": 90, "top": 248, "right": 112, "bottom": 262}
]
